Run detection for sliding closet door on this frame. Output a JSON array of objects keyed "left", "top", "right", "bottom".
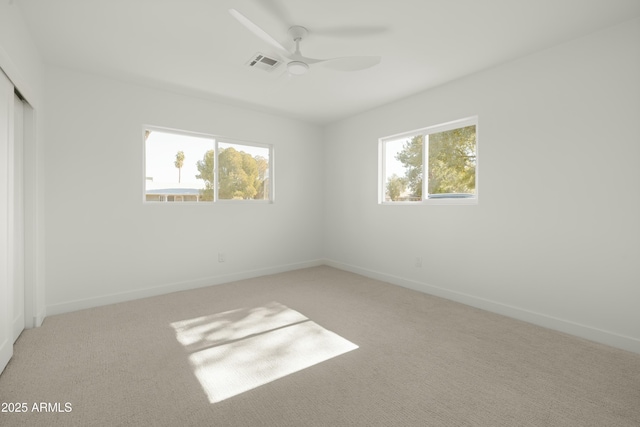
[
  {"left": 12, "top": 93, "right": 25, "bottom": 342},
  {"left": 0, "top": 70, "right": 13, "bottom": 374}
]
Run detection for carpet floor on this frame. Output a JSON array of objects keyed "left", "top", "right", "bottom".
[{"left": 1, "top": 266, "right": 639, "bottom": 426}]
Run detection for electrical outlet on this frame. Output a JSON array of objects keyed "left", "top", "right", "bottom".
[
  {"left": 218, "top": 252, "right": 225, "bottom": 263},
  {"left": 415, "top": 257, "right": 422, "bottom": 267}
]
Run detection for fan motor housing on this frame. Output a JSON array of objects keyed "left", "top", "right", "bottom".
[{"left": 288, "top": 26, "right": 309, "bottom": 41}]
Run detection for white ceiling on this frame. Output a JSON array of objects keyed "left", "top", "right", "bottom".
[{"left": 16, "top": 0, "right": 640, "bottom": 124}]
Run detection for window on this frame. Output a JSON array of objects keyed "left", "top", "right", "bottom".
[
  {"left": 144, "top": 127, "right": 273, "bottom": 203},
  {"left": 379, "top": 117, "right": 477, "bottom": 204}
]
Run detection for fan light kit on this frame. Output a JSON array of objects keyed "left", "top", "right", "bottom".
[
  {"left": 287, "top": 61, "right": 309, "bottom": 75},
  {"left": 229, "top": 8, "right": 381, "bottom": 76}
]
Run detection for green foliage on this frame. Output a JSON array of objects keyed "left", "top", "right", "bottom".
[
  {"left": 386, "top": 174, "right": 407, "bottom": 201},
  {"left": 395, "top": 135, "right": 423, "bottom": 199},
  {"left": 174, "top": 150, "right": 185, "bottom": 183},
  {"left": 253, "top": 156, "right": 269, "bottom": 200},
  {"left": 218, "top": 148, "right": 255, "bottom": 199},
  {"left": 394, "top": 126, "right": 476, "bottom": 198},
  {"left": 195, "top": 147, "right": 268, "bottom": 201},
  {"left": 196, "top": 149, "right": 215, "bottom": 201},
  {"left": 427, "top": 126, "right": 476, "bottom": 194}
]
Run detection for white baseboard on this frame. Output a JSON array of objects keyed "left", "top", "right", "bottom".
[
  {"left": 34, "top": 310, "right": 45, "bottom": 328},
  {"left": 22, "top": 310, "right": 45, "bottom": 329},
  {"left": 323, "top": 259, "right": 640, "bottom": 355},
  {"left": 0, "top": 337, "right": 11, "bottom": 375},
  {"left": 46, "top": 259, "right": 324, "bottom": 316}
]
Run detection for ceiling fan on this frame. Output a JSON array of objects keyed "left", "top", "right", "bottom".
[{"left": 229, "top": 8, "right": 381, "bottom": 76}]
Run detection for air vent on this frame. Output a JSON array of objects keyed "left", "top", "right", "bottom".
[{"left": 246, "top": 53, "right": 281, "bottom": 72}]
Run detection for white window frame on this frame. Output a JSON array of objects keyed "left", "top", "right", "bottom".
[
  {"left": 143, "top": 125, "right": 274, "bottom": 204},
  {"left": 378, "top": 116, "right": 478, "bottom": 205}
]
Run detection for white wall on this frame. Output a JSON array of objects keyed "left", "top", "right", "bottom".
[
  {"left": 45, "top": 66, "right": 324, "bottom": 314},
  {"left": 323, "top": 18, "right": 640, "bottom": 353}
]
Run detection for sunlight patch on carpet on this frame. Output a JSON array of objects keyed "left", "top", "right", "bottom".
[{"left": 171, "top": 301, "right": 358, "bottom": 403}]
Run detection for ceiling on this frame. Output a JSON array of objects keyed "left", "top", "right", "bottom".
[{"left": 16, "top": 0, "right": 640, "bottom": 124}]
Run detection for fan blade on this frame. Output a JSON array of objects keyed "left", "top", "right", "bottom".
[
  {"left": 229, "top": 9, "right": 289, "bottom": 55},
  {"left": 317, "top": 56, "right": 381, "bottom": 72},
  {"left": 259, "top": 0, "right": 294, "bottom": 27}
]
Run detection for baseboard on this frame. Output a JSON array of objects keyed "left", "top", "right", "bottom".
[
  {"left": 23, "top": 309, "right": 45, "bottom": 329},
  {"left": 34, "top": 310, "right": 45, "bottom": 328},
  {"left": 323, "top": 259, "right": 640, "bottom": 355},
  {"left": 0, "top": 337, "right": 11, "bottom": 375},
  {"left": 46, "top": 259, "right": 325, "bottom": 316}
]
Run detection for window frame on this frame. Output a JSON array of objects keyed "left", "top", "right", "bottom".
[
  {"left": 143, "top": 125, "right": 274, "bottom": 204},
  {"left": 378, "top": 116, "right": 479, "bottom": 205}
]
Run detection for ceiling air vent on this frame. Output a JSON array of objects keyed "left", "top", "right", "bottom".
[{"left": 246, "top": 53, "right": 281, "bottom": 72}]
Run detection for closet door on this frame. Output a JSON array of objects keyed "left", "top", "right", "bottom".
[
  {"left": 12, "top": 93, "right": 25, "bottom": 342},
  {"left": 0, "top": 70, "right": 14, "bottom": 374}
]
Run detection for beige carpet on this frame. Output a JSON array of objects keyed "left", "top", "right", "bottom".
[{"left": 1, "top": 266, "right": 639, "bottom": 426}]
